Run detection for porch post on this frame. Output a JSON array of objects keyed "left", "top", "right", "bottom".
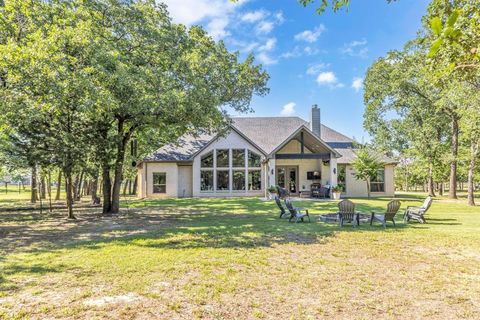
[
  {"left": 329, "top": 155, "right": 337, "bottom": 188},
  {"left": 268, "top": 158, "right": 276, "bottom": 188}
]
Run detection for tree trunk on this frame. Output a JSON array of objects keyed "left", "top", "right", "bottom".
[
  {"left": 31, "top": 164, "right": 37, "bottom": 203},
  {"left": 111, "top": 119, "right": 133, "bottom": 214},
  {"left": 40, "top": 175, "right": 46, "bottom": 199},
  {"left": 128, "top": 179, "right": 132, "bottom": 195},
  {"left": 122, "top": 179, "right": 128, "bottom": 196},
  {"left": 64, "top": 169, "right": 76, "bottom": 219},
  {"left": 427, "top": 162, "right": 436, "bottom": 197},
  {"left": 74, "top": 171, "right": 84, "bottom": 201},
  {"left": 91, "top": 172, "right": 101, "bottom": 205},
  {"left": 366, "top": 179, "right": 371, "bottom": 199},
  {"left": 55, "top": 171, "right": 62, "bottom": 201},
  {"left": 132, "top": 176, "right": 138, "bottom": 196},
  {"left": 102, "top": 165, "right": 112, "bottom": 214},
  {"left": 467, "top": 141, "right": 478, "bottom": 206},
  {"left": 439, "top": 182, "right": 443, "bottom": 196},
  {"left": 449, "top": 116, "right": 459, "bottom": 199},
  {"left": 47, "top": 171, "right": 52, "bottom": 212}
]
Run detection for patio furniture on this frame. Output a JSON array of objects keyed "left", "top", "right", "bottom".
[
  {"left": 310, "top": 183, "right": 321, "bottom": 198},
  {"left": 370, "top": 200, "right": 401, "bottom": 228},
  {"left": 276, "top": 186, "right": 290, "bottom": 199},
  {"left": 337, "top": 199, "right": 360, "bottom": 227},
  {"left": 404, "top": 196, "right": 432, "bottom": 224},
  {"left": 284, "top": 199, "right": 311, "bottom": 223},
  {"left": 274, "top": 196, "right": 289, "bottom": 218}
]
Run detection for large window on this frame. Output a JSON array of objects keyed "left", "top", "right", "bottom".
[
  {"left": 248, "top": 150, "right": 261, "bottom": 167},
  {"left": 370, "top": 169, "right": 385, "bottom": 192},
  {"left": 248, "top": 170, "right": 261, "bottom": 190},
  {"left": 216, "top": 149, "right": 229, "bottom": 167},
  {"left": 217, "top": 170, "right": 229, "bottom": 191},
  {"left": 232, "top": 170, "right": 246, "bottom": 190},
  {"left": 232, "top": 149, "right": 245, "bottom": 167},
  {"left": 152, "top": 172, "right": 166, "bottom": 193},
  {"left": 201, "top": 171, "right": 214, "bottom": 191},
  {"left": 201, "top": 151, "right": 214, "bottom": 168},
  {"left": 199, "top": 148, "right": 262, "bottom": 193}
]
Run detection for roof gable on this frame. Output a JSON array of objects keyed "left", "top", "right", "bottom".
[{"left": 143, "top": 116, "right": 356, "bottom": 162}]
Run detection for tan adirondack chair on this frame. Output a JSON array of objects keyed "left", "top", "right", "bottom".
[
  {"left": 370, "top": 200, "right": 401, "bottom": 228},
  {"left": 337, "top": 199, "right": 360, "bottom": 227}
]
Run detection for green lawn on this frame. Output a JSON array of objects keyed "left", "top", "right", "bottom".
[{"left": 0, "top": 194, "right": 479, "bottom": 319}]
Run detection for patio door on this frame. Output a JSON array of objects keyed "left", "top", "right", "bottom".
[{"left": 276, "top": 166, "right": 298, "bottom": 195}]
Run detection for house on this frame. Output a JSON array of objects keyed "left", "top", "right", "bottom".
[{"left": 137, "top": 105, "right": 397, "bottom": 199}]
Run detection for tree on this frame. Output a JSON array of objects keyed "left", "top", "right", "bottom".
[
  {"left": 0, "top": 0, "right": 106, "bottom": 218},
  {"left": 364, "top": 47, "right": 449, "bottom": 197},
  {"left": 1, "top": 0, "right": 269, "bottom": 217},
  {"left": 352, "top": 146, "right": 383, "bottom": 199},
  {"left": 81, "top": 0, "right": 268, "bottom": 214}
]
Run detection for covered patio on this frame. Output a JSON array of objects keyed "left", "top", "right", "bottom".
[{"left": 264, "top": 126, "right": 340, "bottom": 198}]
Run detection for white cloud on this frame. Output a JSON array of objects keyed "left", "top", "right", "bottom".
[
  {"left": 280, "top": 46, "right": 301, "bottom": 59},
  {"left": 274, "top": 11, "right": 284, "bottom": 24},
  {"left": 341, "top": 39, "right": 368, "bottom": 58},
  {"left": 258, "top": 38, "right": 276, "bottom": 51},
  {"left": 256, "top": 21, "right": 274, "bottom": 34},
  {"left": 351, "top": 77, "right": 363, "bottom": 92},
  {"left": 306, "top": 63, "right": 328, "bottom": 75},
  {"left": 241, "top": 10, "right": 266, "bottom": 23},
  {"left": 257, "top": 52, "right": 278, "bottom": 65},
  {"left": 207, "top": 17, "right": 230, "bottom": 41},
  {"left": 316, "top": 71, "right": 344, "bottom": 88},
  {"left": 294, "top": 24, "right": 326, "bottom": 43},
  {"left": 162, "top": 0, "right": 247, "bottom": 41},
  {"left": 280, "top": 102, "right": 296, "bottom": 116}
]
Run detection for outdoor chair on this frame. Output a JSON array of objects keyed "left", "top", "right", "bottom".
[
  {"left": 337, "top": 199, "right": 360, "bottom": 227},
  {"left": 404, "top": 196, "right": 432, "bottom": 224},
  {"left": 284, "top": 199, "right": 311, "bottom": 223},
  {"left": 370, "top": 200, "right": 401, "bottom": 228},
  {"left": 274, "top": 196, "right": 289, "bottom": 218},
  {"left": 276, "top": 186, "right": 290, "bottom": 200},
  {"left": 310, "top": 183, "right": 321, "bottom": 198}
]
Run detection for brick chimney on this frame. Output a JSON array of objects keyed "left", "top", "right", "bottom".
[{"left": 310, "top": 104, "right": 321, "bottom": 138}]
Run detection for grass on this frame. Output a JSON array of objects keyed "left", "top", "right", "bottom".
[{"left": 0, "top": 193, "right": 479, "bottom": 319}]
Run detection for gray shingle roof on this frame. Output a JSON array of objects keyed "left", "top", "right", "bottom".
[
  {"left": 336, "top": 148, "right": 397, "bottom": 165},
  {"left": 143, "top": 116, "right": 366, "bottom": 162},
  {"left": 143, "top": 132, "right": 214, "bottom": 161}
]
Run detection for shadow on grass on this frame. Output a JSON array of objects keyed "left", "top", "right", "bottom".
[{"left": 0, "top": 197, "right": 422, "bottom": 254}]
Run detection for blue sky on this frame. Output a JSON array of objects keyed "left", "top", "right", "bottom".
[{"left": 163, "top": 0, "right": 430, "bottom": 141}]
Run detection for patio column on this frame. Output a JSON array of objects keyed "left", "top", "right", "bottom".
[
  {"left": 329, "top": 156, "right": 337, "bottom": 187},
  {"left": 268, "top": 158, "right": 276, "bottom": 187}
]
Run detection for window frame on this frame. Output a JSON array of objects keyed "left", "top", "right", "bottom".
[
  {"left": 247, "top": 169, "right": 262, "bottom": 191},
  {"left": 216, "top": 169, "right": 230, "bottom": 191},
  {"left": 152, "top": 172, "right": 167, "bottom": 194},
  {"left": 200, "top": 169, "right": 214, "bottom": 192},
  {"left": 370, "top": 168, "right": 385, "bottom": 193}
]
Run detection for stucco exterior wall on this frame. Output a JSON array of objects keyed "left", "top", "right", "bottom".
[
  {"left": 344, "top": 164, "right": 395, "bottom": 198},
  {"left": 138, "top": 162, "right": 179, "bottom": 198},
  {"left": 177, "top": 165, "right": 193, "bottom": 198},
  {"left": 192, "top": 130, "right": 265, "bottom": 197}
]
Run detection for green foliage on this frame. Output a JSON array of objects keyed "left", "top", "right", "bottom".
[
  {"left": 0, "top": 0, "right": 269, "bottom": 214},
  {"left": 424, "top": 0, "right": 480, "bottom": 77},
  {"left": 352, "top": 146, "right": 383, "bottom": 198}
]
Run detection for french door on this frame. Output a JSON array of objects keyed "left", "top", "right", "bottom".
[{"left": 276, "top": 166, "right": 298, "bottom": 195}]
